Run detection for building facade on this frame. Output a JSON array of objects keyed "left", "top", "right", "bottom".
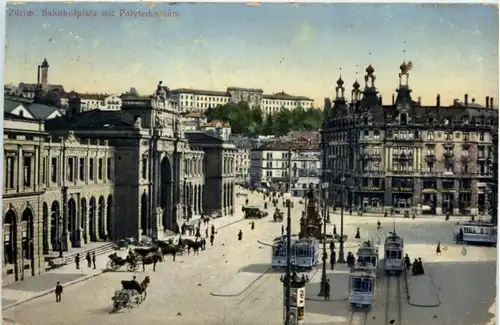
[
  {"left": 250, "top": 140, "right": 321, "bottom": 193},
  {"left": 182, "top": 111, "right": 207, "bottom": 131},
  {"left": 60, "top": 93, "right": 123, "bottom": 111},
  {"left": 321, "top": 62, "right": 498, "bottom": 215},
  {"left": 3, "top": 113, "right": 115, "bottom": 284},
  {"left": 169, "top": 87, "right": 314, "bottom": 114},
  {"left": 201, "top": 120, "right": 232, "bottom": 141},
  {"left": 185, "top": 132, "right": 237, "bottom": 216}
]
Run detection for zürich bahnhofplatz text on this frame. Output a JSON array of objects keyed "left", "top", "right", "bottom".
[{"left": 41, "top": 9, "right": 178, "bottom": 18}]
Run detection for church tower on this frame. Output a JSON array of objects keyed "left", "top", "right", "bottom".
[{"left": 40, "top": 58, "right": 49, "bottom": 91}]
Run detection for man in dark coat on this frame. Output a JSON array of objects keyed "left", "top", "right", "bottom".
[
  {"left": 404, "top": 254, "right": 411, "bottom": 271},
  {"left": 333, "top": 225, "right": 337, "bottom": 236},
  {"left": 281, "top": 225, "right": 285, "bottom": 235},
  {"left": 238, "top": 230, "right": 243, "bottom": 241},
  {"left": 251, "top": 221, "right": 255, "bottom": 230},
  {"left": 330, "top": 250, "right": 336, "bottom": 270},
  {"left": 55, "top": 282, "right": 63, "bottom": 302},
  {"left": 86, "top": 252, "right": 91, "bottom": 268},
  {"left": 75, "top": 254, "right": 80, "bottom": 269},
  {"left": 355, "top": 228, "right": 361, "bottom": 239},
  {"left": 92, "top": 251, "right": 96, "bottom": 269},
  {"left": 210, "top": 234, "right": 215, "bottom": 246},
  {"left": 205, "top": 228, "right": 209, "bottom": 238},
  {"left": 329, "top": 240, "right": 335, "bottom": 251},
  {"left": 211, "top": 224, "right": 215, "bottom": 236}
]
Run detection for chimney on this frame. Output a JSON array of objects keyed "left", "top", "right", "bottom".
[
  {"left": 491, "top": 97, "right": 494, "bottom": 109},
  {"left": 486, "top": 96, "right": 490, "bottom": 109},
  {"left": 378, "top": 96, "right": 382, "bottom": 105},
  {"left": 472, "top": 98, "right": 476, "bottom": 104},
  {"left": 465, "top": 94, "right": 468, "bottom": 107},
  {"left": 417, "top": 97, "right": 422, "bottom": 105},
  {"left": 392, "top": 94, "right": 395, "bottom": 105},
  {"left": 436, "top": 94, "right": 441, "bottom": 107}
]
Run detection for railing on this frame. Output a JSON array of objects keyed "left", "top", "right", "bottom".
[{"left": 45, "top": 242, "right": 116, "bottom": 271}]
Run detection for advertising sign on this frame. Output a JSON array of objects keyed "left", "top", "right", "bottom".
[{"left": 296, "top": 287, "right": 305, "bottom": 307}]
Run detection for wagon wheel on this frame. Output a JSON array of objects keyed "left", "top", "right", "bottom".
[
  {"left": 107, "top": 260, "right": 120, "bottom": 271},
  {"left": 127, "top": 262, "right": 140, "bottom": 272}
]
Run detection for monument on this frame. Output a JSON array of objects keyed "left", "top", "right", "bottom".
[{"left": 299, "top": 184, "right": 322, "bottom": 239}]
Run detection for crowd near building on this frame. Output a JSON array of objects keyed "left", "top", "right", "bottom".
[
  {"left": 3, "top": 59, "right": 238, "bottom": 284},
  {"left": 321, "top": 61, "right": 498, "bottom": 216}
]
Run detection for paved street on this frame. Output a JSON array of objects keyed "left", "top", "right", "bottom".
[{"left": 3, "top": 195, "right": 497, "bottom": 325}]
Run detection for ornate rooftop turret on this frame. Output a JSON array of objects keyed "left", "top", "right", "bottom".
[
  {"left": 352, "top": 80, "right": 361, "bottom": 102},
  {"left": 335, "top": 75, "right": 345, "bottom": 100},
  {"left": 41, "top": 58, "right": 49, "bottom": 68},
  {"left": 364, "top": 64, "right": 376, "bottom": 88},
  {"left": 398, "top": 60, "right": 413, "bottom": 87}
]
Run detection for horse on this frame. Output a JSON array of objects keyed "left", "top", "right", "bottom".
[
  {"left": 134, "top": 247, "right": 157, "bottom": 258},
  {"left": 140, "top": 276, "right": 150, "bottom": 301},
  {"left": 186, "top": 241, "right": 203, "bottom": 255},
  {"left": 156, "top": 242, "right": 183, "bottom": 261},
  {"left": 142, "top": 252, "right": 163, "bottom": 272}
]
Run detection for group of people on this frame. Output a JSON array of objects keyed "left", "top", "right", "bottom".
[
  {"left": 409, "top": 256, "right": 425, "bottom": 275},
  {"left": 74, "top": 251, "right": 96, "bottom": 270}
]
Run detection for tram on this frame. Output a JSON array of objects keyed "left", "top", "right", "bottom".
[
  {"left": 292, "top": 237, "right": 320, "bottom": 269},
  {"left": 271, "top": 236, "right": 298, "bottom": 268},
  {"left": 348, "top": 263, "right": 376, "bottom": 308},
  {"left": 356, "top": 241, "right": 379, "bottom": 276},
  {"left": 384, "top": 232, "right": 404, "bottom": 275},
  {"left": 454, "top": 221, "right": 497, "bottom": 246}
]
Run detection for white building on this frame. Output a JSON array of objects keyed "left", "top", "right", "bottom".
[
  {"left": 60, "top": 93, "right": 122, "bottom": 112},
  {"left": 169, "top": 87, "right": 314, "bottom": 114},
  {"left": 4, "top": 98, "right": 64, "bottom": 120},
  {"left": 183, "top": 111, "right": 207, "bottom": 131},
  {"left": 201, "top": 120, "right": 232, "bottom": 141},
  {"left": 235, "top": 148, "right": 251, "bottom": 185},
  {"left": 250, "top": 141, "right": 321, "bottom": 194}
]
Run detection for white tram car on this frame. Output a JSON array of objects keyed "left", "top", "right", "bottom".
[
  {"left": 384, "top": 233, "right": 404, "bottom": 275},
  {"left": 292, "top": 237, "right": 320, "bottom": 269},
  {"left": 348, "top": 263, "right": 376, "bottom": 308},
  {"left": 271, "top": 236, "right": 298, "bottom": 268},
  {"left": 356, "top": 241, "right": 379, "bottom": 276},
  {"left": 454, "top": 221, "right": 497, "bottom": 246}
]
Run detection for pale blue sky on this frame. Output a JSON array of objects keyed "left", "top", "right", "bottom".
[{"left": 5, "top": 3, "right": 499, "bottom": 107}]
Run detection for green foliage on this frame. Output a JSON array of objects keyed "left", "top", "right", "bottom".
[{"left": 205, "top": 101, "right": 324, "bottom": 136}]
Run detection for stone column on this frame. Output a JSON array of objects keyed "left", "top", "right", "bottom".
[
  {"left": 471, "top": 179, "right": 478, "bottom": 215},
  {"left": 453, "top": 180, "right": 460, "bottom": 215},
  {"left": 436, "top": 179, "right": 443, "bottom": 215},
  {"left": 413, "top": 178, "right": 422, "bottom": 213},
  {"left": 193, "top": 185, "right": 198, "bottom": 216},
  {"left": 16, "top": 146, "right": 23, "bottom": 193},
  {"left": 80, "top": 198, "right": 88, "bottom": 245},
  {"left": 102, "top": 201, "right": 108, "bottom": 240}
]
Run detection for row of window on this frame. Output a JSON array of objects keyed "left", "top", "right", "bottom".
[
  {"left": 327, "top": 129, "right": 489, "bottom": 143},
  {"left": 4, "top": 155, "right": 112, "bottom": 190}
]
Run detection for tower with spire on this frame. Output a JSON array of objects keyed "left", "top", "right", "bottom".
[
  {"left": 394, "top": 60, "right": 414, "bottom": 107},
  {"left": 360, "top": 64, "right": 379, "bottom": 109},
  {"left": 40, "top": 58, "right": 49, "bottom": 91},
  {"left": 332, "top": 75, "right": 348, "bottom": 117}
]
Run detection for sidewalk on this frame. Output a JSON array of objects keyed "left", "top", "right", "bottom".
[
  {"left": 2, "top": 188, "right": 261, "bottom": 310},
  {"left": 305, "top": 264, "right": 350, "bottom": 302}
]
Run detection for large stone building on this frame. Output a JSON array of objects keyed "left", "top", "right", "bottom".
[
  {"left": 169, "top": 87, "right": 314, "bottom": 115},
  {"left": 3, "top": 113, "right": 115, "bottom": 283},
  {"left": 321, "top": 62, "right": 498, "bottom": 216},
  {"left": 250, "top": 140, "right": 321, "bottom": 193},
  {"left": 3, "top": 83, "right": 236, "bottom": 284}
]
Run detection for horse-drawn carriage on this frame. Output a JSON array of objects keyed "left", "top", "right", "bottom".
[
  {"left": 107, "top": 252, "right": 140, "bottom": 272},
  {"left": 111, "top": 276, "right": 150, "bottom": 313},
  {"left": 243, "top": 205, "right": 268, "bottom": 219},
  {"left": 273, "top": 209, "right": 284, "bottom": 222}
]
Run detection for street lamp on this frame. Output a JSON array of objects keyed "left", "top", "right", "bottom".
[
  {"left": 318, "top": 182, "right": 329, "bottom": 297},
  {"left": 280, "top": 269, "right": 309, "bottom": 325},
  {"left": 58, "top": 214, "right": 63, "bottom": 258},
  {"left": 283, "top": 191, "right": 293, "bottom": 325},
  {"left": 337, "top": 174, "right": 346, "bottom": 263}
]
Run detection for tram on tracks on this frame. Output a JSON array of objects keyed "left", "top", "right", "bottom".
[
  {"left": 384, "top": 232, "right": 404, "bottom": 275},
  {"left": 292, "top": 237, "right": 320, "bottom": 269},
  {"left": 356, "top": 241, "right": 379, "bottom": 275},
  {"left": 454, "top": 220, "right": 497, "bottom": 246},
  {"left": 271, "top": 235, "right": 298, "bottom": 268},
  {"left": 348, "top": 262, "right": 376, "bottom": 308}
]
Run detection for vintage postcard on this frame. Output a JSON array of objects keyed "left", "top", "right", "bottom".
[{"left": 2, "top": 2, "right": 498, "bottom": 325}]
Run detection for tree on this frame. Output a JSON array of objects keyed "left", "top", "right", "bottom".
[
  {"left": 323, "top": 98, "right": 332, "bottom": 119},
  {"left": 128, "top": 87, "right": 139, "bottom": 97},
  {"left": 205, "top": 101, "right": 324, "bottom": 136}
]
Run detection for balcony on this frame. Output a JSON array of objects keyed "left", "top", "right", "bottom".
[
  {"left": 460, "top": 155, "right": 470, "bottom": 163},
  {"left": 359, "top": 186, "right": 384, "bottom": 192},
  {"left": 425, "top": 154, "right": 436, "bottom": 163},
  {"left": 443, "top": 152, "right": 454, "bottom": 159},
  {"left": 393, "top": 187, "right": 413, "bottom": 193},
  {"left": 397, "top": 153, "right": 413, "bottom": 161}
]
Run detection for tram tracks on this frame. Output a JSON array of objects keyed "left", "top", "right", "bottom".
[
  {"left": 348, "top": 311, "right": 368, "bottom": 325},
  {"left": 385, "top": 275, "right": 402, "bottom": 325}
]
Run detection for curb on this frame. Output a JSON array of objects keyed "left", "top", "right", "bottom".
[
  {"left": 257, "top": 240, "right": 273, "bottom": 247},
  {"left": 216, "top": 217, "right": 246, "bottom": 230},
  {"left": 209, "top": 268, "right": 272, "bottom": 298},
  {"left": 404, "top": 268, "right": 441, "bottom": 307},
  {"left": 2, "top": 270, "right": 106, "bottom": 310}
]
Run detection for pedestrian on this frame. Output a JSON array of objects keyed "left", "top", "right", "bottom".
[
  {"left": 329, "top": 240, "right": 335, "bottom": 251},
  {"left": 210, "top": 234, "right": 214, "bottom": 246},
  {"left": 75, "top": 253, "right": 80, "bottom": 269},
  {"left": 195, "top": 227, "right": 201, "bottom": 238},
  {"left": 333, "top": 225, "right": 337, "bottom": 236},
  {"left": 55, "top": 282, "right": 63, "bottom": 302},
  {"left": 205, "top": 227, "right": 209, "bottom": 238},
  {"left": 281, "top": 225, "right": 284, "bottom": 235},
  {"left": 201, "top": 237, "right": 206, "bottom": 250},
  {"left": 436, "top": 241, "right": 441, "bottom": 255},
  {"left": 211, "top": 224, "right": 215, "bottom": 236},
  {"left": 330, "top": 251, "right": 336, "bottom": 270},
  {"left": 355, "top": 228, "right": 361, "bottom": 239},
  {"left": 251, "top": 221, "right": 255, "bottom": 230},
  {"left": 92, "top": 251, "right": 96, "bottom": 269},
  {"left": 324, "top": 278, "right": 330, "bottom": 300},
  {"left": 377, "top": 220, "right": 381, "bottom": 230},
  {"left": 86, "top": 252, "right": 91, "bottom": 268},
  {"left": 238, "top": 230, "right": 243, "bottom": 241},
  {"left": 404, "top": 254, "right": 411, "bottom": 271}
]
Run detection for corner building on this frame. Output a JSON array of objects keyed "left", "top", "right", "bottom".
[{"left": 321, "top": 63, "right": 498, "bottom": 216}]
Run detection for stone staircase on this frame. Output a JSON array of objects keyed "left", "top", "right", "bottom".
[{"left": 44, "top": 242, "right": 116, "bottom": 271}]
